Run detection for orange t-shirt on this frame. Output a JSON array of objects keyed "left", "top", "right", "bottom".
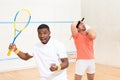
[{"left": 73, "top": 32, "right": 94, "bottom": 60}]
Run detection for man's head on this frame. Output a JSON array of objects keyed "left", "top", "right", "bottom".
[
  {"left": 77, "top": 21, "right": 86, "bottom": 32},
  {"left": 37, "top": 24, "right": 51, "bottom": 44},
  {"left": 76, "top": 18, "right": 86, "bottom": 32}
]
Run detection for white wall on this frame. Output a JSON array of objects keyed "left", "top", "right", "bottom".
[
  {"left": 0, "top": 0, "right": 81, "bottom": 72},
  {"left": 81, "top": 0, "right": 120, "bottom": 67},
  {"left": 1, "top": 0, "right": 120, "bottom": 72}
]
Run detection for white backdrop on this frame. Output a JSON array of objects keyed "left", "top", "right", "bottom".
[
  {"left": 0, "top": 0, "right": 81, "bottom": 72},
  {"left": 81, "top": 0, "right": 120, "bottom": 67}
]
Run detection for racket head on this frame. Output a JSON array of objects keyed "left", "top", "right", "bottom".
[{"left": 12, "top": 9, "right": 31, "bottom": 43}]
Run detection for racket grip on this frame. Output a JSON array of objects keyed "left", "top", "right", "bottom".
[{"left": 7, "top": 49, "right": 12, "bottom": 56}]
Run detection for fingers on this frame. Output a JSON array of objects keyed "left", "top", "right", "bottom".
[
  {"left": 49, "top": 63, "right": 58, "bottom": 71},
  {"left": 9, "top": 43, "right": 17, "bottom": 51}
]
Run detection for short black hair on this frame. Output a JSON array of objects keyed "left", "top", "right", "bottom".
[{"left": 37, "top": 24, "right": 50, "bottom": 31}]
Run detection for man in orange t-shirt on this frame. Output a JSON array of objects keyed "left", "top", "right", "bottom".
[{"left": 71, "top": 18, "right": 96, "bottom": 80}]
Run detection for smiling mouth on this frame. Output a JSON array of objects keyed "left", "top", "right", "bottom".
[
  {"left": 40, "top": 38, "right": 47, "bottom": 44},
  {"left": 40, "top": 37, "right": 50, "bottom": 44},
  {"left": 41, "top": 39, "right": 46, "bottom": 42}
]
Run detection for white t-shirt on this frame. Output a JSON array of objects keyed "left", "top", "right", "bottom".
[{"left": 28, "top": 38, "right": 68, "bottom": 80}]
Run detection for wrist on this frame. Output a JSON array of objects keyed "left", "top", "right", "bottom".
[
  {"left": 57, "top": 65, "right": 61, "bottom": 71},
  {"left": 14, "top": 49, "right": 20, "bottom": 54}
]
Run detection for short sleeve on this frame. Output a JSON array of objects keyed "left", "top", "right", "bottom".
[
  {"left": 28, "top": 47, "right": 34, "bottom": 56},
  {"left": 56, "top": 42, "right": 68, "bottom": 58}
]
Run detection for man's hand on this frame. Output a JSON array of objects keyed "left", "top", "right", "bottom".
[
  {"left": 49, "top": 63, "right": 58, "bottom": 71},
  {"left": 9, "top": 44, "right": 17, "bottom": 52}
]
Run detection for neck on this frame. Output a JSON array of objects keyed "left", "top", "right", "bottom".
[{"left": 79, "top": 31, "right": 87, "bottom": 35}]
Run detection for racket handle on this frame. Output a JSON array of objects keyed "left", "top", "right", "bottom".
[{"left": 7, "top": 49, "right": 12, "bottom": 56}]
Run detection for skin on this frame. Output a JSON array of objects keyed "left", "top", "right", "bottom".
[
  {"left": 9, "top": 26, "right": 69, "bottom": 72},
  {"left": 71, "top": 21, "right": 96, "bottom": 80},
  {"left": 71, "top": 21, "right": 96, "bottom": 40}
]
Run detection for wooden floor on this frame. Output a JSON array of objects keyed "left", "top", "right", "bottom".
[{"left": 0, "top": 62, "right": 120, "bottom": 80}]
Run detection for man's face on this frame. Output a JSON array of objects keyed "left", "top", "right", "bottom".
[
  {"left": 78, "top": 22, "right": 86, "bottom": 32},
  {"left": 38, "top": 28, "right": 50, "bottom": 44}
]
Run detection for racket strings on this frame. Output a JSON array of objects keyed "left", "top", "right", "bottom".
[{"left": 14, "top": 9, "right": 31, "bottom": 31}]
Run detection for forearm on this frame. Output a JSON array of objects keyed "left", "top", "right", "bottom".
[
  {"left": 87, "top": 29, "right": 96, "bottom": 40},
  {"left": 60, "top": 58, "right": 69, "bottom": 70},
  {"left": 17, "top": 51, "right": 32, "bottom": 60},
  {"left": 14, "top": 49, "right": 32, "bottom": 60},
  {"left": 8, "top": 44, "right": 32, "bottom": 60}
]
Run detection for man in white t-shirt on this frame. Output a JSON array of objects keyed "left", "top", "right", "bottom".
[{"left": 8, "top": 24, "right": 69, "bottom": 80}]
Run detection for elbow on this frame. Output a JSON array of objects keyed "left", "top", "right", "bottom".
[
  {"left": 93, "top": 33, "right": 96, "bottom": 40},
  {"left": 91, "top": 34, "right": 96, "bottom": 40},
  {"left": 87, "top": 29, "right": 96, "bottom": 40},
  {"left": 88, "top": 32, "right": 96, "bottom": 40},
  {"left": 61, "top": 58, "right": 69, "bottom": 69},
  {"left": 18, "top": 55, "right": 30, "bottom": 60},
  {"left": 66, "top": 61, "right": 69, "bottom": 68},
  {"left": 20, "top": 57, "right": 29, "bottom": 60},
  {"left": 22, "top": 58, "right": 29, "bottom": 60},
  {"left": 65, "top": 59, "right": 69, "bottom": 68},
  {"left": 90, "top": 35, "right": 96, "bottom": 40},
  {"left": 18, "top": 53, "right": 32, "bottom": 60},
  {"left": 67, "top": 63, "right": 69, "bottom": 68}
]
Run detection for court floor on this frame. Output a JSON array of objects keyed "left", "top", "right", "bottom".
[{"left": 0, "top": 62, "right": 120, "bottom": 80}]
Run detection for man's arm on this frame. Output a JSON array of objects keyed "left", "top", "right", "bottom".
[
  {"left": 86, "top": 29, "right": 96, "bottom": 40},
  {"left": 17, "top": 51, "right": 33, "bottom": 60},
  {"left": 50, "top": 58, "right": 69, "bottom": 71},
  {"left": 60, "top": 58, "right": 69, "bottom": 70},
  {"left": 9, "top": 44, "right": 33, "bottom": 60},
  {"left": 71, "top": 21, "right": 78, "bottom": 37}
]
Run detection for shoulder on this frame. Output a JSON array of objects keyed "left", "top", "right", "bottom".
[
  {"left": 51, "top": 38, "right": 65, "bottom": 47},
  {"left": 32, "top": 42, "right": 43, "bottom": 48},
  {"left": 52, "top": 38, "right": 63, "bottom": 45}
]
